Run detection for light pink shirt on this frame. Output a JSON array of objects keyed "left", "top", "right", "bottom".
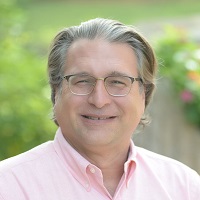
[{"left": 0, "top": 128, "right": 199, "bottom": 200}]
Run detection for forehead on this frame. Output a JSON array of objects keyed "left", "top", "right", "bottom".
[{"left": 64, "top": 39, "right": 138, "bottom": 76}]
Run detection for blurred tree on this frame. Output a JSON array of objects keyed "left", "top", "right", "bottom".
[
  {"left": 156, "top": 26, "right": 200, "bottom": 127},
  {"left": 0, "top": 0, "right": 56, "bottom": 160}
]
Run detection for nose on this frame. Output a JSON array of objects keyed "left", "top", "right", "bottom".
[{"left": 87, "top": 79, "right": 111, "bottom": 108}]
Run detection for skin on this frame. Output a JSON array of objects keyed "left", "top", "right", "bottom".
[{"left": 54, "top": 39, "right": 145, "bottom": 196}]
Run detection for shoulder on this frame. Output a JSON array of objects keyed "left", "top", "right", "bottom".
[
  {"left": 136, "top": 146, "right": 199, "bottom": 174},
  {"left": 135, "top": 146, "right": 200, "bottom": 189},
  {"left": 0, "top": 141, "right": 54, "bottom": 174},
  {"left": 0, "top": 141, "right": 58, "bottom": 199}
]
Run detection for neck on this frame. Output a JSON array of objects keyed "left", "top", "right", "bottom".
[
  {"left": 77, "top": 141, "right": 130, "bottom": 166},
  {"left": 79, "top": 143, "right": 130, "bottom": 197},
  {"left": 65, "top": 135, "right": 131, "bottom": 197}
]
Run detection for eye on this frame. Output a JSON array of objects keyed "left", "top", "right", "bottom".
[
  {"left": 76, "top": 79, "right": 89, "bottom": 84},
  {"left": 111, "top": 80, "right": 126, "bottom": 85},
  {"left": 107, "top": 77, "right": 128, "bottom": 87},
  {"left": 71, "top": 76, "right": 94, "bottom": 85}
]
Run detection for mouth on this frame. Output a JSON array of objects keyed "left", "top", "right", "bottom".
[{"left": 82, "top": 115, "right": 116, "bottom": 120}]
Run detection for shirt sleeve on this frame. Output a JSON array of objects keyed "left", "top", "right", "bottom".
[{"left": 189, "top": 170, "right": 200, "bottom": 199}]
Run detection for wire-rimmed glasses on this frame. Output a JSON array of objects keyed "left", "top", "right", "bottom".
[{"left": 63, "top": 74, "right": 142, "bottom": 97}]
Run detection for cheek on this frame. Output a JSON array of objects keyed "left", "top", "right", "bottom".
[
  {"left": 54, "top": 91, "right": 71, "bottom": 122},
  {"left": 54, "top": 98, "right": 64, "bottom": 124},
  {"left": 54, "top": 91, "right": 83, "bottom": 122},
  {"left": 127, "top": 93, "right": 145, "bottom": 118}
]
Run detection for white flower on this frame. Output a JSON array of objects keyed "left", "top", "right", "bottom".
[
  {"left": 185, "top": 59, "right": 198, "bottom": 70},
  {"left": 193, "top": 49, "right": 200, "bottom": 60}
]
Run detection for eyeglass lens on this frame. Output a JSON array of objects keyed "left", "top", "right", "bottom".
[{"left": 68, "top": 75, "right": 132, "bottom": 96}]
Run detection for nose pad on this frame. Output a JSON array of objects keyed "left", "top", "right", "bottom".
[{"left": 93, "top": 78, "right": 109, "bottom": 95}]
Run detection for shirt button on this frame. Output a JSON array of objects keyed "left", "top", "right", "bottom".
[{"left": 89, "top": 167, "right": 95, "bottom": 173}]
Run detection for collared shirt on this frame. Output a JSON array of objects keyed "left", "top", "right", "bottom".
[{"left": 0, "top": 128, "right": 199, "bottom": 200}]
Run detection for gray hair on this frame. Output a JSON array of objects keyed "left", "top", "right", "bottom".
[{"left": 48, "top": 18, "right": 158, "bottom": 126}]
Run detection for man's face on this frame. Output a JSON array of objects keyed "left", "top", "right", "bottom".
[{"left": 54, "top": 39, "right": 145, "bottom": 151}]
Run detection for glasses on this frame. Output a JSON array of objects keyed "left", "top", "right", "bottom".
[{"left": 63, "top": 74, "right": 142, "bottom": 97}]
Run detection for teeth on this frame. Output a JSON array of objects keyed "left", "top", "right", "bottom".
[{"left": 84, "top": 116, "right": 111, "bottom": 120}]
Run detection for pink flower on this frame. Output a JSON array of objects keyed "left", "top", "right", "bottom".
[{"left": 180, "top": 90, "right": 193, "bottom": 102}]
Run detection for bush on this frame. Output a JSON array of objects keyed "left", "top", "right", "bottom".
[
  {"left": 156, "top": 26, "right": 200, "bottom": 127},
  {"left": 0, "top": 0, "right": 56, "bottom": 160}
]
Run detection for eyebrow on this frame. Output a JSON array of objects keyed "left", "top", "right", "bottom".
[
  {"left": 68, "top": 71, "right": 131, "bottom": 77},
  {"left": 69, "top": 71, "right": 90, "bottom": 76},
  {"left": 109, "top": 71, "right": 130, "bottom": 77}
]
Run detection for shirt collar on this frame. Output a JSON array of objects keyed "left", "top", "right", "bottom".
[
  {"left": 53, "top": 128, "right": 137, "bottom": 190},
  {"left": 124, "top": 140, "right": 137, "bottom": 187},
  {"left": 53, "top": 128, "right": 91, "bottom": 190}
]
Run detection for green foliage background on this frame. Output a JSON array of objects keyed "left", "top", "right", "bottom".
[
  {"left": 1, "top": 0, "right": 200, "bottom": 160},
  {"left": 0, "top": 0, "right": 56, "bottom": 160}
]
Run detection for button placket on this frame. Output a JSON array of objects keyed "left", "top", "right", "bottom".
[
  {"left": 85, "top": 182, "right": 89, "bottom": 188},
  {"left": 85, "top": 181, "right": 91, "bottom": 192}
]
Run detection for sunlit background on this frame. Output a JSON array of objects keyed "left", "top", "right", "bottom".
[{"left": 0, "top": 0, "right": 200, "bottom": 173}]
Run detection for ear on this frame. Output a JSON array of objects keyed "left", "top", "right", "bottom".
[
  {"left": 142, "top": 88, "right": 145, "bottom": 99},
  {"left": 139, "top": 84, "right": 145, "bottom": 100},
  {"left": 142, "top": 91, "right": 146, "bottom": 111},
  {"left": 53, "top": 87, "right": 61, "bottom": 105},
  {"left": 140, "top": 86, "right": 146, "bottom": 113}
]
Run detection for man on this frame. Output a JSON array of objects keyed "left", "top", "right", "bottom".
[{"left": 0, "top": 18, "right": 199, "bottom": 199}]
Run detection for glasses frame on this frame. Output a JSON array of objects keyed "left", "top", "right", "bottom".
[{"left": 63, "top": 74, "right": 143, "bottom": 97}]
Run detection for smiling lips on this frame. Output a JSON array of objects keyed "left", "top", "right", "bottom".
[{"left": 82, "top": 115, "right": 116, "bottom": 120}]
